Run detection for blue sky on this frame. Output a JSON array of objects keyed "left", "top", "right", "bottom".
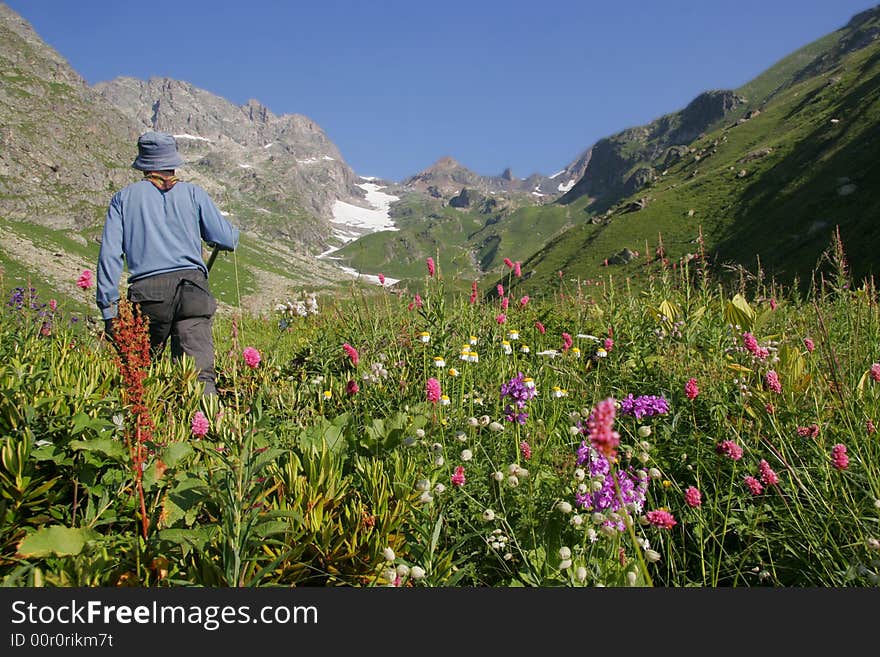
[{"left": 5, "top": 0, "right": 877, "bottom": 182}]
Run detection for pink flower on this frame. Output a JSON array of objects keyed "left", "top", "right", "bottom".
[
  {"left": 346, "top": 379, "right": 359, "bottom": 395},
  {"left": 765, "top": 403, "right": 775, "bottom": 414},
  {"left": 497, "top": 284, "right": 504, "bottom": 298},
  {"left": 868, "top": 420, "right": 876, "bottom": 435},
  {"left": 514, "top": 261, "right": 522, "bottom": 277},
  {"left": 769, "top": 298, "right": 778, "bottom": 310},
  {"left": 378, "top": 273, "right": 385, "bottom": 286},
  {"left": 685, "top": 377, "right": 699, "bottom": 400},
  {"left": 426, "top": 377, "right": 441, "bottom": 403},
  {"left": 758, "top": 459, "right": 779, "bottom": 486},
  {"left": 804, "top": 338, "right": 815, "bottom": 353},
  {"left": 716, "top": 440, "right": 743, "bottom": 461},
  {"left": 742, "top": 331, "right": 760, "bottom": 355},
  {"left": 645, "top": 509, "right": 677, "bottom": 529},
  {"left": 414, "top": 294, "right": 423, "bottom": 308},
  {"left": 76, "top": 270, "right": 93, "bottom": 289},
  {"left": 495, "top": 313, "right": 506, "bottom": 324},
  {"left": 342, "top": 342, "right": 359, "bottom": 366},
  {"left": 469, "top": 291, "right": 477, "bottom": 305},
  {"left": 831, "top": 443, "right": 849, "bottom": 471},
  {"left": 603, "top": 338, "right": 614, "bottom": 352},
  {"left": 426, "top": 257, "right": 435, "bottom": 277},
  {"left": 871, "top": 363, "right": 880, "bottom": 383},
  {"left": 191, "top": 411, "right": 210, "bottom": 437},
  {"left": 586, "top": 397, "right": 620, "bottom": 459},
  {"left": 501, "top": 297, "right": 509, "bottom": 310},
  {"left": 561, "top": 332, "right": 573, "bottom": 352},
  {"left": 765, "top": 370, "right": 782, "bottom": 394},
  {"left": 743, "top": 475, "right": 764, "bottom": 496},
  {"left": 684, "top": 486, "right": 702, "bottom": 508},
  {"left": 535, "top": 321, "right": 545, "bottom": 335},
  {"left": 451, "top": 466, "right": 466, "bottom": 486},
  {"left": 503, "top": 257, "right": 514, "bottom": 269},
  {"left": 242, "top": 346, "right": 261, "bottom": 368},
  {"left": 519, "top": 440, "right": 532, "bottom": 460},
  {"left": 48, "top": 299, "right": 57, "bottom": 311},
  {"left": 519, "top": 295, "right": 529, "bottom": 307},
  {"left": 796, "top": 424, "right": 820, "bottom": 438}
]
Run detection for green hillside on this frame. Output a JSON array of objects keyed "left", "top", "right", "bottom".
[{"left": 511, "top": 29, "right": 880, "bottom": 298}]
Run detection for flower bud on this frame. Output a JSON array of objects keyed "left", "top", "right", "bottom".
[{"left": 638, "top": 425, "right": 652, "bottom": 438}]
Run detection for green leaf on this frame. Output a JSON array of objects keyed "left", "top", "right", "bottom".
[
  {"left": 17, "top": 526, "right": 98, "bottom": 558},
  {"left": 69, "top": 438, "right": 127, "bottom": 462},
  {"left": 162, "top": 442, "right": 193, "bottom": 469},
  {"left": 724, "top": 294, "right": 755, "bottom": 331}
]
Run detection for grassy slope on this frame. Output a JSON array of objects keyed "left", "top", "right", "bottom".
[{"left": 505, "top": 34, "right": 880, "bottom": 299}]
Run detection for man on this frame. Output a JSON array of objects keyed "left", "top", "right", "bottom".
[{"left": 96, "top": 131, "right": 239, "bottom": 396}]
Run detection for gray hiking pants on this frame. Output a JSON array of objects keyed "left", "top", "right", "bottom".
[{"left": 127, "top": 269, "right": 219, "bottom": 395}]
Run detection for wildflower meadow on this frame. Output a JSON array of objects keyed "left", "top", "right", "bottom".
[{"left": 1, "top": 242, "right": 879, "bottom": 588}]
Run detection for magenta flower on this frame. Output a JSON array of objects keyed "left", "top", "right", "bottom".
[
  {"left": 645, "top": 509, "right": 677, "bottom": 529},
  {"left": 451, "top": 466, "right": 466, "bottom": 487},
  {"left": 520, "top": 295, "right": 529, "bottom": 307},
  {"left": 501, "top": 296, "right": 509, "bottom": 311},
  {"left": 831, "top": 443, "right": 849, "bottom": 471},
  {"left": 514, "top": 261, "right": 522, "bottom": 277},
  {"left": 868, "top": 420, "right": 876, "bottom": 435},
  {"left": 191, "top": 411, "right": 210, "bottom": 437},
  {"left": 48, "top": 299, "right": 57, "bottom": 311},
  {"left": 797, "top": 424, "right": 820, "bottom": 438},
  {"left": 685, "top": 377, "right": 699, "bottom": 400},
  {"left": 604, "top": 338, "right": 614, "bottom": 352},
  {"left": 342, "top": 342, "right": 359, "bottom": 366},
  {"left": 769, "top": 298, "right": 778, "bottom": 310},
  {"left": 535, "top": 321, "right": 545, "bottom": 335},
  {"left": 765, "top": 370, "right": 782, "bottom": 394},
  {"left": 716, "top": 440, "right": 743, "bottom": 461},
  {"left": 804, "top": 338, "right": 815, "bottom": 353},
  {"left": 871, "top": 363, "right": 880, "bottom": 383},
  {"left": 242, "top": 346, "right": 261, "bottom": 368},
  {"left": 520, "top": 440, "right": 532, "bottom": 460},
  {"left": 426, "top": 257, "right": 435, "bottom": 277},
  {"left": 758, "top": 459, "right": 779, "bottom": 486},
  {"left": 495, "top": 313, "right": 507, "bottom": 324},
  {"left": 743, "top": 475, "right": 764, "bottom": 496},
  {"left": 76, "top": 269, "right": 93, "bottom": 289},
  {"left": 346, "top": 379, "right": 359, "bottom": 395},
  {"left": 585, "top": 397, "right": 620, "bottom": 459},
  {"left": 378, "top": 273, "right": 385, "bottom": 286},
  {"left": 561, "top": 332, "right": 573, "bottom": 352},
  {"left": 497, "top": 284, "right": 504, "bottom": 298},
  {"left": 414, "top": 294, "right": 423, "bottom": 308},
  {"left": 503, "top": 257, "right": 514, "bottom": 268},
  {"left": 426, "top": 377, "right": 441, "bottom": 403},
  {"left": 684, "top": 486, "right": 702, "bottom": 508}
]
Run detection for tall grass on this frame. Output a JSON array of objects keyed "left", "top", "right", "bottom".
[{"left": 1, "top": 241, "right": 878, "bottom": 587}]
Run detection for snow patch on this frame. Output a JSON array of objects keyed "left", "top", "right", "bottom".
[
  {"left": 549, "top": 169, "right": 565, "bottom": 179},
  {"left": 174, "top": 133, "right": 211, "bottom": 142},
  {"left": 557, "top": 179, "right": 576, "bottom": 193}
]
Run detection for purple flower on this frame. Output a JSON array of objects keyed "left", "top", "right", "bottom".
[
  {"left": 500, "top": 372, "right": 537, "bottom": 423},
  {"left": 618, "top": 394, "right": 670, "bottom": 420},
  {"left": 574, "top": 441, "right": 648, "bottom": 532}
]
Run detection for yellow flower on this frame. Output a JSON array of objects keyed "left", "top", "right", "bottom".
[
  {"left": 323, "top": 390, "right": 332, "bottom": 400},
  {"left": 448, "top": 367, "right": 459, "bottom": 377},
  {"left": 419, "top": 331, "right": 430, "bottom": 343},
  {"left": 662, "top": 480, "right": 672, "bottom": 488},
  {"left": 507, "top": 330, "right": 520, "bottom": 340},
  {"left": 433, "top": 356, "right": 446, "bottom": 367}
]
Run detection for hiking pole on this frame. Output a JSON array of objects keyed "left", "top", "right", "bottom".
[{"left": 205, "top": 242, "right": 221, "bottom": 272}]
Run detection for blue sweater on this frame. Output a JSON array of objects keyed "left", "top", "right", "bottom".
[{"left": 96, "top": 179, "right": 240, "bottom": 320}]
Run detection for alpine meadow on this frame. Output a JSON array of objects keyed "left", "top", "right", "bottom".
[{"left": 2, "top": 3, "right": 880, "bottom": 589}]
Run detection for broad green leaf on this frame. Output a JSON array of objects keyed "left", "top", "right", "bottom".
[
  {"left": 68, "top": 438, "right": 127, "bottom": 462},
  {"left": 17, "top": 526, "right": 98, "bottom": 558},
  {"left": 724, "top": 294, "right": 755, "bottom": 331},
  {"left": 162, "top": 442, "right": 194, "bottom": 469}
]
